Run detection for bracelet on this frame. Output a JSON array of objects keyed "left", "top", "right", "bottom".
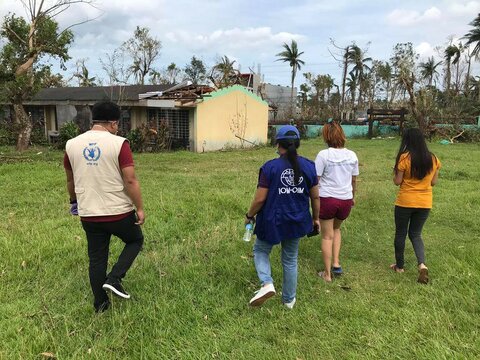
[{"left": 245, "top": 212, "right": 254, "bottom": 220}]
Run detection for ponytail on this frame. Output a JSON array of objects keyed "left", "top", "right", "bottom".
[
  {"left": 277, "top": 130, "right": 301, "bottom": 185},
  {"left": 286, "top": 142, "right": 300, "bottom": 184}
]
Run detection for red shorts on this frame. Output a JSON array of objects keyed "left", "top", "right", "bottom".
[{"left": 319, "top": 197, "right": 353, "bottom": 220}]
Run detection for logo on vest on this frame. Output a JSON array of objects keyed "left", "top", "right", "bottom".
[
  {"left": 83, "top": 143, "right": 101, "bottom": 165},
  {"left": 279, "top": 169, "right": 304, "bottom": 195}
]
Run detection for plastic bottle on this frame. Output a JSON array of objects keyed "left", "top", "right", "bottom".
[{"left": 243, "top": 222, "right": 254, "bottom": 242}]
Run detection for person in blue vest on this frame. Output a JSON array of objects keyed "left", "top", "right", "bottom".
[{"left": 245, "top": 125, "right": 320, "bottom": 309}]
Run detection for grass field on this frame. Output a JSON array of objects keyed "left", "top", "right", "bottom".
[{"left": 0, "top": 138, "right": 479, "bottom": 359}]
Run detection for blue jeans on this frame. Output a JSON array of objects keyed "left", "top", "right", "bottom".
[{"left": 253, "top": 237, "right": 300, "bottom": 303}]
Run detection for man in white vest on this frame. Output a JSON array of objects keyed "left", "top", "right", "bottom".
[{"left": 64, "top": 101, "right": 145, "bottom": 313}]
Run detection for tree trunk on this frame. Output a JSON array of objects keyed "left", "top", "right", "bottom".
[
  {"left": 446, "top": 63, "right": 451, "bottom": 93},
  {"left": 465, "top": 56, "right": 471, "bottom": 95},
  {"left": 290, "top": 74, "right": 295, "bottom": 119},
  {"left": 455, "top": 62, "right": 460, "bottom": 94},
  {"left": 341, "top": 48, "right": 348, "bottom": 117},
  {"left": 403, "top": 77, "right": 426, "bottom": 133},
  {"left": 478, "top": 78, "right": 480, "bottom": 102},
  {"left": 389, "top": 83, "right": 396, "bottom": 107},
  {"left": 358, "top": 84, "right": 363, "bottom": 109},
  {"left": 14, "top": 103, "right": 33, "bottom": 151}
]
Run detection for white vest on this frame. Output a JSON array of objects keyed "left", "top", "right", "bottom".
[{"left": 66, "top": 130, "right": 134, "bottom": 217}]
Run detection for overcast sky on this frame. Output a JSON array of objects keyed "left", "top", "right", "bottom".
[{"left": 1, "top": 0, "right": 479, "bottom": 87}]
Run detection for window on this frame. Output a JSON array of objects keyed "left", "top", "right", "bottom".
[
  {"left": 147, "top": 108, "right": 190, "bottom": 149},
  {"left": 119, "top": 109, "right": 131, "bottom": 134}
]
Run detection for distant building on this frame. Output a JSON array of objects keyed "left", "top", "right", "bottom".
[{"left": 236, "top": 73, "right": 297, "bottom": 122}]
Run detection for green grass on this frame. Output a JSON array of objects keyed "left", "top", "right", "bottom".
[{"left": 0, "top": 139, "right": 479, "bottom": 359}]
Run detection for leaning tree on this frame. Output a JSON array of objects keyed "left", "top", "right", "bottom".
[{"left": 0, "top": 0, "right": 94, "bottom": 151}]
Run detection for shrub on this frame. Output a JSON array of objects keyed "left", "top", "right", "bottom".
[
  {"left": 57, "top": 121, "right": 80, "bottom": 150},
  {"left": 0, "top": 124, "right": 16, "bottom": 146},
  {"left": 30, "top": 127, "right": 48, "bottom": 146},
  {"left": 267, "top": 126, "right": 276, "bottom": 146},
  {"left": 126, "top": 127, "right": 145, "bottom": 152},
  {"left": 126, "top": 123, "right": 172, "bottom": 152},
  {"left": 458, "top": 128, "right": 480, "bottom": 143}
]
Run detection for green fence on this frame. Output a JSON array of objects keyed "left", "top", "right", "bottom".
[{"left": 271, "top": 123, "right": 399, "bottom": 139}]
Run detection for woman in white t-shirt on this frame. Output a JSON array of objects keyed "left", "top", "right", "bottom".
[{"left": 315, "top": 121, "right": 359, "bottom": 282}]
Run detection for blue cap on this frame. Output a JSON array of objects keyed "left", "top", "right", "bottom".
[{"left": 276, "top": 125, "right": 300, "bottom": 140}]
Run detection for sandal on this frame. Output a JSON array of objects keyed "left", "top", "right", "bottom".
[
  {"left": 390, "top": 264, "right": 405, "bottom": 273},
  {"left": 318, "top": 271, "right": 332, "bottom": 282},
  {"left": 417, "top": 268, "right": 429, "bottom": 284},
  {"left": 332, "top": 266, "right": 343, "bottom": 276}
]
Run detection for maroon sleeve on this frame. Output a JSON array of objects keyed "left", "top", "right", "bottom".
[
  {"left": 119, "top": 141, "right": 134, "bottom": 169},
  {"left": 257, "top": 168, "right": 269, "bottom": 188},
  {"left": 63, "top": 153, "right": 72, "bottom": 171}
]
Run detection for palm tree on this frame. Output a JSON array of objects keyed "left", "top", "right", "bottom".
[
  {"left": 377, "top": 61, "right": 393, "bottom": 104},
  {"left": 464, "top": 14, "right": 480, "bottom": 94},
  {"left": 346, "top": 72, "right": 358, "bottom": 107},
  {"left": 74, "top": 59, "right": 96, "bottom": 87},
  {"left": 276, "top": 40, "right": 305, "bottom": 114},
  {"left": 469, "top": 75, "right": 480, "bottom": 101},
  {"left": 419, "top": 56, "right": 442, "bottom": 87},
  {"left": 340, "top": 45, "right": 352, "bottom": 111},
  {"left": 444, "top": 44, "right": 460, "bottom": 92},
  {"left": 166, "top": 63, "right": 181, "bottom": 84},
  {"left": 464, "top": 13, "right": 480, "bottom": 56},
  {"left": 212, "top": 55, "right": 237, "bottom": 88},
  {"left": 347, "top": 45, "right": 372, "bottom": 108}
]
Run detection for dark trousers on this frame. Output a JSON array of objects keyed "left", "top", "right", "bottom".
[
  {"left": 81, "top": 212, "right": 144, "bottom": 307},
  {"left": 394, "top": 206, "right": 430, "bottom": 269}
]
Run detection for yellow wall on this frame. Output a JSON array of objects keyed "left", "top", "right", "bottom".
[
  {"left": 130, "top": 107, "right": 145, "bottom": 129},
  {"left": 194, "top": 86, "right": 268, "bottom": 152}
]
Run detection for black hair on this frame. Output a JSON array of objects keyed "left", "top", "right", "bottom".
[
  {"left": 277, "top": 131, "right": 301, "bottom": 184},
  {"left": 394, "top": 128, "right": 434, "bottom": 179},
  {"left": 92, "top": 101, "right": 121, "bottom": 122}
]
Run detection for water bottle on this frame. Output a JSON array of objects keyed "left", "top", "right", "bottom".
[{"left": 243, "top": 222, "right": 254, "bottom": 242}]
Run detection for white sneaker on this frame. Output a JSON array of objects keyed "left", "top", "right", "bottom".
[
  {"left": 283, "top": 297, "right": 296, "bottom": 309},
  {"left": 249, "top": 283, "right": 276, "bottom": 307}
]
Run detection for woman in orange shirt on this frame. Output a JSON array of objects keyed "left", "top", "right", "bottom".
[{"left": 391, "top": 128, "right": 441, "bottom": 284}]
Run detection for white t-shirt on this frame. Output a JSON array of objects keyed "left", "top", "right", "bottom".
[{"left": 315, "top": 148, "right": 359, "bottom": 200}]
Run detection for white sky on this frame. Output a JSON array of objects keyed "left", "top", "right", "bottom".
[{"left": 1, "top": 0, "right": 479, "bottom": 86}]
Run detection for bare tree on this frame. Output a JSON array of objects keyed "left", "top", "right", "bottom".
[
  {"left": 99, "top": 48, "right": 131, "bottom": 85},
  {"left": 122, "top": 26, "right": 161, "bottom": 85},
  {"left": 391, "top": 43, "right": 428, "bottom": 132},
  {"left": 229, "top": 96, "right": 248, "bottom": 148},
  {"left": 150, "top": 63, "right": 182, "bottom": 85},
  {"left": 0, "top": 0, "right": 95, "bottom": 150}
]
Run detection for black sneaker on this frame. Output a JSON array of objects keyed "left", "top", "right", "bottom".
[
  {"left": 102, "top": 281, "right": 131, "bottom": 299},
  {"left": 95, "top": 300, "right": 110, "bottom": 313}
]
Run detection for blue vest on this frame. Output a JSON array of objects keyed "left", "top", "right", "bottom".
[{"left": 254, "top": 156, "right": 317, "bottom": 244}]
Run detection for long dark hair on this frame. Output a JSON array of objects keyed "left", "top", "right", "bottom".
[
  {"left": 277, "top": 131, "right": 301, "bottom": 184},
  {"left": 395, "top": 128, "right": 434, "bottom": 179}
]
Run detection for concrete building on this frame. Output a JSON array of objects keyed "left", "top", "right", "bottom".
[
  {"left": 236, "top": 73, "right": 297, "bottom": 122},
  {"left": 2, "top": 83, "right": 268, "bottom": 152}
]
